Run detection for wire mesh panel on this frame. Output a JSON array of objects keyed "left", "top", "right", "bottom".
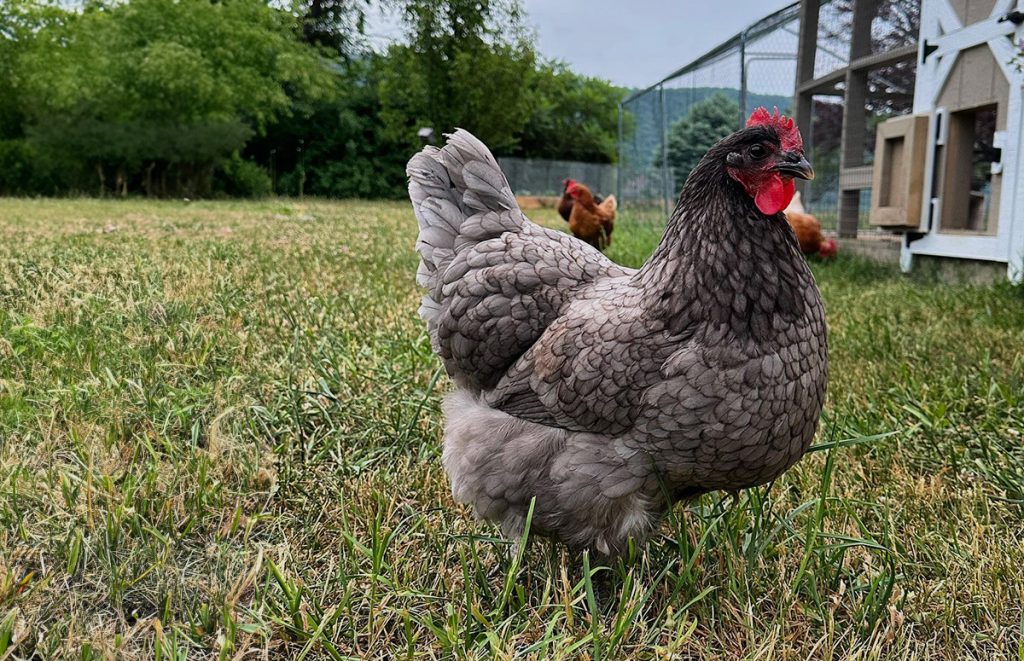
[
  {"left": 618, "top": 2, "right": 802, "bottom": 225},
  {"left": 815, "top": 0, "right": 851, "bottom": 79},
  {"left": 660, "top": 51, "right": 744, "bottom": 204},
  {"left": 804, "top": 94, "right": 844, "bottom": 230},
  {"left": 870, "top": 0, "right": 921, "bottom": 55},
  {"left": 497, "top": 158, "right": 616, "bottom": 198},
  {"left": 620, "top": 88, "right": 669, "bottom": 222}
]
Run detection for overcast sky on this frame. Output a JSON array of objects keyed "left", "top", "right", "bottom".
[
  {"left": 367, "top": 1, "right": 797, "bottom": 89},
  {"left": 522, "top": 0, "right": 796, "bottom": 88}
]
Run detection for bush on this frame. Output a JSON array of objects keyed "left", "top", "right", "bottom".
[
  {"left": 217, "top": 154, "right": 272, "bottom": 198},
  {"left": 0, "top": 139, "right": 62, "bottom": 195}
]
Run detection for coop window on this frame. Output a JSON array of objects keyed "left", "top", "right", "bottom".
[
  {"left": 939, "top": 104, "right": 1000, "bottom": 234},
  {"left": 878, "top": 134, "right": 904, "bottom": 207}
]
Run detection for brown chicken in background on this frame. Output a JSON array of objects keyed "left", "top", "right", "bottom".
[
  {"left": 558, "top": 178, "right": 604, "bottom": 222},
  {"left": 784, "top": 192, "right": 837, "bottom": 258},
  {"left": 567, "top": 181, "right": 616, "bottom": 250},
  {"left": 557, "top": 179, "right": 576, "bottom": 221}
]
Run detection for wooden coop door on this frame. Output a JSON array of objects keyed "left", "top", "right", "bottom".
[{"left": 906, "top": 0, "right": 1022, "bottom": 270}]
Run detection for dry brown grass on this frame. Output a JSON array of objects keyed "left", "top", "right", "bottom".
[{"left": 0, "top": 197, "right": 1022, "bottom": 659}]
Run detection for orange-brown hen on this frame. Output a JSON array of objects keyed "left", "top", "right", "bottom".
[
  {"left": 567, "top": 181, "right": 616, "bottom": 251},
  {"left": 784, "top": 192, "right": 837, "bottom": 258}
]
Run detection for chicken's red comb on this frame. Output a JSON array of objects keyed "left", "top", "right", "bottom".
[{"left": 747, "top": 107, "right": 802, "bottom": 152}]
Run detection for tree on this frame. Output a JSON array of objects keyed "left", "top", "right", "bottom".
[
  {"left": 0, "top": 0, "right": 626, "bottom": 198},
  {"left": 512, "top": 62, "right": 623, "bottom": 163},
  {"left": 378, "top": 0, "right": 536, "bottom": 152},
  {"left": 13, "top": 0, "right": 333, "bottom": 196},
  {"left": 246, "top": 54, "right": 410, "bottom": 199},
  {"left": 251, "top": 2, "right": 624, "bottom": 200},
  {"left": 0, "top": 0, "right": 35, "bottom": 141},
  {"left": 655, "top": 93, "right": 739, "bottom": 191},
  {"left": 300, "top": 0, "right": 371, "bottom": 55},
  {"left": 0, "top": 0, "right": 72, "bottom": 194}
]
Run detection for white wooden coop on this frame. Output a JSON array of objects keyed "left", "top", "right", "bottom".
[{"left": 868, "top": 0, "right": 1024, "bottom": 282}]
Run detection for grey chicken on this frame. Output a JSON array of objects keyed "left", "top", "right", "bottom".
[{"left": 407, "top": 108, "right": 827, "bottom": 556}]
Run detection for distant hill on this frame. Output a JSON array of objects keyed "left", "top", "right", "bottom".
[{"left": 622, "top": 87, "right": 793, "bottom": 167}]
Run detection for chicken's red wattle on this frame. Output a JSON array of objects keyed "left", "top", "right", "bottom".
[{"left": 754, "top": 174, "right": 796, "bottom": 215}]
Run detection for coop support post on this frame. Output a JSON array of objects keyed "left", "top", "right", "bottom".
[
  {"left": 900, "top": 235, "right": 915, "bottom": 273},
  {"left": 794, "top": 0, "right": 818, "bottom": 199},
  {"left": 836, "top": 0, "right": 877, "bottom": 239}
]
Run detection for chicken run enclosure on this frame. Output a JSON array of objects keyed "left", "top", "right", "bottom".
[
  {"left": 619, "top": 4, "right": 804, "bottom": 223},
  {"left": 618, "top": 1, "right": 919, "bottom": 233}
]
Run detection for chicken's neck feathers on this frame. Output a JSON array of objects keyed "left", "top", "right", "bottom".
[{"left": 634, "top": 160, "right": 811, "bottom": 340}]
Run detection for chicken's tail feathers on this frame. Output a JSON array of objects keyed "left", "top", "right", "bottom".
[
  {"left": 603, "top": 194, "right": 617, "bottom": 213},
  {"left": 407, "top": 129, "right": 519, "bottom": 221},
  {"left": 407, "top": 129, "right": 524, "bottom": 323}
]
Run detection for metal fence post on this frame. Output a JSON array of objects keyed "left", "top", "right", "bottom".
[
  {"left": 616, "top": 102, "right": 623, "bottom": 207},
  {"left": 659, "top": 83, "right": 670, "bottom": 217},
  {"left": 738, "top": 28, "right": 748, "bottom": 130}
]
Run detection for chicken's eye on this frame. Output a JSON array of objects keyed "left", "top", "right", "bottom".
[{"left": 749, "top": 144, "right": 769, "bottom": 160}]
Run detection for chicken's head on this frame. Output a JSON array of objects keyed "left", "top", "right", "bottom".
[
  {"left": 566, "top": 180, "right": 594, "bottom": 204},
  {"left": 724, "top": 107, "right": 814, "bottom": 216},
  {"left": 563, "top": 178, "right": 576, "bottom": 193}
]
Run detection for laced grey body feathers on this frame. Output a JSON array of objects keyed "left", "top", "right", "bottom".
[{"left": 408, "top": 129, "right": 827, "bottom": 555}]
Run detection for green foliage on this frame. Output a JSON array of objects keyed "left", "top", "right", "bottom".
[
  {"left": 654, "top": 93, "right": 739, "bottom": 189},
  {"left": 377, "top": 1, "right": 623, "bottom": 162},
  {"left": 379, "top": 0, "right": 536, "bottom": 153},
  {"left": 217, "top": 153, "right": 273, "bottom": 198},
  {"left": 0, "top": 139, "right": 59, "bottom": 195},
  {"left": 512, "top": 62, "right": 623, "bottom": 163},
  {"left": 300, "top": 0, "right": 372, "bottom": 54},
  {"left": 252, "top": 0, "right": 625, "bottom": 194},
  {"left": 247, "top": 55, "right": 409, "bottom": 199},
  {"left": 20, "top": 0, "right": 331, "bottom": 127},
  {"left": 0, "top": 0, "right": 624, "bottom": 198},
  {"left": 5, "top": 0, "right": 331, "bottom": 197},
  {"left": 25, "top": 118, "right": 255, "bottom": 196}
]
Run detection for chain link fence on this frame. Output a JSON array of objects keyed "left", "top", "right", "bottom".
[
  {"left": 804, "top": 93, "right": 844, "bottom": 229},
  {"left": 619, "top": 3, "right": 803, "bottom": 224},
  {"left": 811, "top": 0, "right": 918, "bottom": 233},
  {"left": 497, "top": 157, "right": 616, "bottom": 198}
]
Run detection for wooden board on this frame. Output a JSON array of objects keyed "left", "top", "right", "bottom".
[{"left": 869, "top": 114, "right": 930, "bottom": 229}]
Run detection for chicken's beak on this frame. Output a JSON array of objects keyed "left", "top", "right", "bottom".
[{"left": 775, "top": 151, "right": 815, "bottom": 181}]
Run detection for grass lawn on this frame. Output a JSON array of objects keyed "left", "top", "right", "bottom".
[{"left": 1, "top": 198, "right": 1023, "bottom": 659}]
